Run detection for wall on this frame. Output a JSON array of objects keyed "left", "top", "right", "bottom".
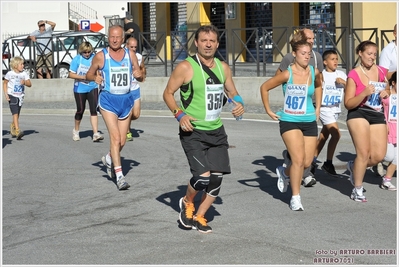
[
  {"left": 1, "top": 2, "right": 70, "bottom": 42},
  {"left": 80, "top": 1, "right": 126, "bottom": 19}
]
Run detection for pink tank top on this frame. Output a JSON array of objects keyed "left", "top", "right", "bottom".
[{"left": 347, "top": 65, "right": 388, "bottom": 108}]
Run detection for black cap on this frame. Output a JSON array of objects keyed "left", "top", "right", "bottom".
[{"left": 125, "top": 13, "right": 133, "bottom": 20}]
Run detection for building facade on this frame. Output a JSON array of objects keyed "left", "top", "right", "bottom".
[{"left": 128, "top": 2, "right": 397, "bottom": 67}]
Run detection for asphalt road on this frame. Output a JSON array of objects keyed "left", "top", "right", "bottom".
[{"left": 2, "top": 105, "right": 397, "bottom": 266}]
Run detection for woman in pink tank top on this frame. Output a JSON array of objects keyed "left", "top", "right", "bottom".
[{"left": 344, "top": 40, "right": 391, "bottom": 202}]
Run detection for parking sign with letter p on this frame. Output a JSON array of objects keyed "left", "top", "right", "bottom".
[{"left": 80, "top": 20, "right": 90, "bottom": 30}]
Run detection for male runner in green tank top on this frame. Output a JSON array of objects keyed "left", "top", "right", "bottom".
[{"left": 163, "top": 24, "right": 244, "bottom": 233}]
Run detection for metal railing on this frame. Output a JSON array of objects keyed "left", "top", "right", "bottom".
[
  {"left": 2, "top": 32, "right": 108, "bottom": 78},
  {"left": 3, "top": 27, "right": 393, "bottom": 78}
]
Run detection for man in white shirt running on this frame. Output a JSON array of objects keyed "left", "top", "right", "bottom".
[{"left": 379, "top": 24, "right": 397, "bottom": 80}]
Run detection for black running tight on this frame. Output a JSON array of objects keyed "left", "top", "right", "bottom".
[{"left": 74, "top": 89, "right": 99, "bottom": 121}]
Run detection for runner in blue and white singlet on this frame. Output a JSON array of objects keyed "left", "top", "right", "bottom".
[
  {"left": 86, "top": 25, "right": 143, "bottom": 191},
  {"left": 98, "top": 47, "right": 133, "bottom": 119}
]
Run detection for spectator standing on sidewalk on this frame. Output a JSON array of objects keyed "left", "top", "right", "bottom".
[
  {"left": 260, "top": 37, "right": 322, "bottom": 211},
  {"left": 345, "top": 40, "right": 390, "bottom": 202},
  {"left": 3, "top": 56, "right": 32, "bottom": 140},
  {"left": 313, "top": 50, "right": 347, "bottom": 176},
  {"left": 124, "top": 13, "right": 141, "bottom": 52},
  {"left": 86, "top": 25, "right": 143, "bottom": 191},
  {"left": 28, "top": 20, "right": 56, "bottom": 79},
  {"left": 275, "top": 28, "right": 323, "bottom": 186},
  {"left": 163, "top": 25, "right": 244, "bottom": 233},
  {"left": 125, "top": 37, "right": 146, "bottom": 142},
  {"left": 68, "top": 41, "right": 104, "bottom": 142}
]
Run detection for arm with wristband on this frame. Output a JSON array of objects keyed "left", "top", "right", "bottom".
[
  {"left": 232, "top": 95, "right": 244, "bottom": 106},
  {"left": 173, "top": 108, "right": 186, "bottom": 122},
  {"left": 227, "top": 95, "right": 244, "bottom": 120}
]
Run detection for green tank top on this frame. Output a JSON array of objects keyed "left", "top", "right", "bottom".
[{"left": 179, "top": 56, "right": 225, "bottom": 131}]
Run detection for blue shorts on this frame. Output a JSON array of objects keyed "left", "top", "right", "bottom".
[
  {"left": 131, "top": 87, "right": 141, "bottom": 102},
  {"left": 98, "top": 90, "right": 135, "bottom": 119}
]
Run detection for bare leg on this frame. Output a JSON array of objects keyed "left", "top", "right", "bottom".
[
  {"left": 315, "top": 125, "right": 329, "bottom": 158},
  {"left": 282, "top": 130, "right": 307, "bottom": 196},
  {"left": 12, "top": 114, "right": 20, "bottom": 130},
  {"left": 74, "top": 119, "right": 81, "bottom": 131},
  {"left": 325, "top": 122, "right": 341, "bottom": 161},
  {"left": 100, "top": 109, "right": 130, "bottom": 168},
  {"left": 37, "top": 68, "right": 44, "bottom": 79},
  {"left": 90, "top": 115, "right": 99, "bottom": 134},
  {"left": 385, "top": 162, "right": 397, "bottom": 178},
  {"left": 347, "top": 119, "right": 387, "bottom": 187}
]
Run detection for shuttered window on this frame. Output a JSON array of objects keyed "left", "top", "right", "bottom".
[
  {"left": 171, "top": 3, "right": 187, "bottom": 31},
  {"left": 245, "top": 3, "right": 272, "bottom": 50},
  {"left": 210, "top": 3, "right": 227, "bottom": 59},
  {"left": 300, "top": 3, "right": 335, "bottom": 28}
]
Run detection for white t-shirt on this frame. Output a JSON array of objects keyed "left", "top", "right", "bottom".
[
  {"left": 379, "top": 41, "right": 397, "bottom": 72},
  {"left": 321, "top": 69, "right": 347, "bottom": 112},
  {"left": 4, "top": 70, "right": 30, "bottom": 97},
  {"left": 130, "top": 52, "right": 143, "bottom": 91}
]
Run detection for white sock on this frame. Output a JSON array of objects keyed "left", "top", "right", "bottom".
[
  {"left": 114, "top": 166, "right": 123, "bottom": 180},
  {"left": 355, "top": 186, "right": 364, "bottom": 195}
]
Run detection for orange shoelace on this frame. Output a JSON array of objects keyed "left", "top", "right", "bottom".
[
  {"left": 194, "top": 215, "right": 208, "bottom": 226},
  {"left": 184, "top": 200, "right": 195, "bottom": 219}
]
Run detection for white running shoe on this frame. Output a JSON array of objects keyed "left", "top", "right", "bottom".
[
  {"left": 302, "top": 175, "right": 316, "bottom": 187},
  {"left": 116, "top": 176, "right": 130, "bottom": 190},
  {"left": 73, "top": 129, "right": 80, "bottom": 141},
  {"left": 380, "top": 179, "right": 397, "bottom": 191},
  {"left": 93, "top": 132, "right": 104, "bottom": 142},
  {"left": 101, "top": 155, "right": 116, "bottom": 179},
  {"left": 276, "top": 165, "right": 289, "bottom": 193},
  {"left": 290, "top": 196, "right": 304, "bottom": 211},
  {"left": 350, "top": 187, "right": 367, "bottom": 202}
]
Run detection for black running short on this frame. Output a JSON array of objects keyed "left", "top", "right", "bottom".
[
  {"left": 179, "top": 125, "right": 231, "bottom": 176},
  {"left": 346, "top": 107, "right": 386, "bottom": 125},
  {"left": 279, "top": 120, "right": 318, "bottom": 136}
]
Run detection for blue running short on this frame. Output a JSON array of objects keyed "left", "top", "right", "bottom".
[
  {"left": 98, "top": 90, "right": 134, "bottom": 119},
  {"left": 131, "top": 87, "right": 141, "bottom": 102}
]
